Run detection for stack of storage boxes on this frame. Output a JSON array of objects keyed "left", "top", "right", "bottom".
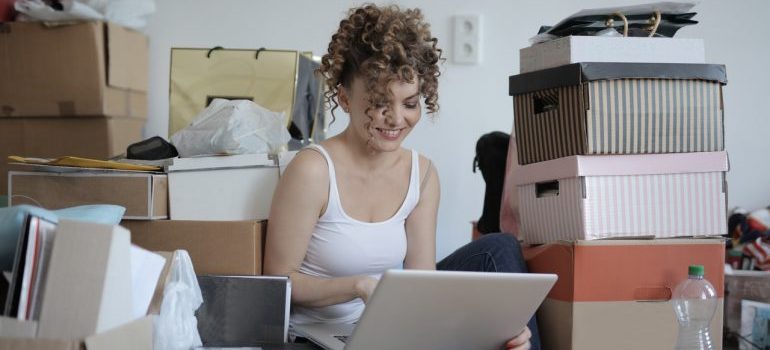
[
  {"left": 509, "top": 47, "right": 728, "bottom": 348},
  {"left": 0, "top": 22, "right": 148, "bottom": 204}
]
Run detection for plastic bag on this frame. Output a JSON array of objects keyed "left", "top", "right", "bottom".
[
  {"left": 154, "top": 250, "right": 203, "bottom": 350},
  {"left": 14, "top": 0, "right": 155, "bottom": 30},
  {"left": 170, "top": 99, "right": 291, "bottom": 158}
]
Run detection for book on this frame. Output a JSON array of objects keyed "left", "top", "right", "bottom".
[{"left": 3, "top": 215, "right": 57, "bottom": 321}]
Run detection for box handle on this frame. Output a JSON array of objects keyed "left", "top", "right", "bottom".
[
  {"left": 535, "top": 180, "right": 559, "bottom": 198},
  {"left": 533, "top": 91, "right": 559, "bottom": 114}
]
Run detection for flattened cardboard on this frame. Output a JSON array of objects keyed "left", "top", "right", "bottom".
[
  {"left": 516, "top": 153, "right": 728, "bottom": 244},
  {"left": 525, "top": 239, "right": 725, "bottom": 350},
  {"left": 37, "top": 220, "right": 133, "bottom": 340},
  {"left": 123, "top": 220, "right": 265, "bottom": 276},
  {"left": 0, "top": 22, "right": 147, "bottom": 118},
  {"left": 9, "top": 171, "right": 168, "bottom": 220},
  {"left": 509, "top": 63, "right": 727, "bottom": 164},
  {"left": 519, "top": 37, "right": 706, "bottom": 73},
  {"left": 0, "top": 117, "right": 144, "bottom": 195}
]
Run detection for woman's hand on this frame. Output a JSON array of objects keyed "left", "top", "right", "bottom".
[
  {"left": 353, "top": 276, "right": 379, "bottom": 303},
  {"left": 505, "top": 326, "right": 531, "bottom": 350}
]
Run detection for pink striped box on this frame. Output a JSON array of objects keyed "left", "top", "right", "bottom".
[{"left": 515, "top": 151, "right": 728, "bottom": 244}]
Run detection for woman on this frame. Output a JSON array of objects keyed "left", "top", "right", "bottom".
[{"left": 264, "top": 4, "right": 538, "bottom": 349}]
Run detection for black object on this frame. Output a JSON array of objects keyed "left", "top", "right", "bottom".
[
  {"left": 509, "top": 62, "right": 727, "bottom": 96},
  {"left": 473, "top": 131, "right": 511, "bottom": 234},
  {"left": 126, "top": 136, "right": 179, "bottom": 160}
]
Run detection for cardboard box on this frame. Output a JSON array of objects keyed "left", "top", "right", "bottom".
[
  {"left": 519, "top": 36, "right": 706, "bottom": 73},
  {"left": 9, "top": 170, "right": 167, "bottom": 220},
  {"left": 0, "top": 117, "right": 144, "bottom": 195},
  {"left": 123, "top": 220, "right": 265, "bottom": 275},
  {"left": 166, "top": 154, "right": 280, "bottom": 221},
  {"left": 524, "top": 239, "right": 725, "bottom": 350},
  {"left": 509, "top": 63, "right": 727, "bottom": 165},
  {"left": 37, "top": 220, "right": 133, "bottom": 339},
  {"left": 0, "top": 22, "right": 147, "bottom": 119},
  {"left": 515, "top": 152, "right": 728, "bottom": 244},
  {"left": 0, "top": 315, "right": 153, "bottom": 350},
  {"left": 724, "top": 269, "right": 770, "bottom": 335}
]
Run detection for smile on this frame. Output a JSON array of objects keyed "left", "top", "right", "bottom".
[{"left": 375, "top": 127, "right": 405, "bottom": 140}]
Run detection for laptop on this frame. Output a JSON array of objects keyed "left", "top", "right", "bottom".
[{"left": 291, "top": 269, "right": 557, "bottom": 350}]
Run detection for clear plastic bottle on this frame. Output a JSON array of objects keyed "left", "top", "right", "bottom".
[{"left": 673, "top": 265, "right": 718, "bottom": 350}]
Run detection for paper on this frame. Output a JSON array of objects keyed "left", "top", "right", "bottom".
[{"left": 130, "top": 245, "right": 166, "bottom": 319}]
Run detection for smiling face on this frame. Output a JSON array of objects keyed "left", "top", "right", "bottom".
[{"left": 338, "top": 76, "right": 422, "bottom": 153}]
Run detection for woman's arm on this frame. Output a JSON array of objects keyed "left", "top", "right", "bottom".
[
  {"left": 263, "top": 150, "right": 373, "bottom": 307},
  {"left": 404, "top": 155, "right": 440, "bottom": 270}
]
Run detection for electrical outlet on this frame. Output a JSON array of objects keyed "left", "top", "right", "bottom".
[{"left": 453, "top": 14, "right": 481, "bottom": 64}]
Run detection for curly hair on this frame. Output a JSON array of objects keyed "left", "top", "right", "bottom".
[{"left": 319, "top": 4, "right": 443, "bottom": 122}]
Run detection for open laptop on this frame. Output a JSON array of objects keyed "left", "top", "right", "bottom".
[{"left": 291, "top": 269, "right": 557, "bottom": 350}]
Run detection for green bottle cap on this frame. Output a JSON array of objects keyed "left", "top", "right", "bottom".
[{"left": 689, "top": 265, "right": 705, "bottom": 277}]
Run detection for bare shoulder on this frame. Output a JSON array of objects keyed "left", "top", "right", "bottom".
[
  {"left": 416, "top": 153, "right": 438, "bottom": 183},
  {"left": 283, "top": 148, "right": 329, "bottom": 182}
]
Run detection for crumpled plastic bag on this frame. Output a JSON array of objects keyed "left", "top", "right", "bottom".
[
  {"left": 154, "top": 250, "right": 203, "bottom": 350},
  {"left": 14, "top": 0, "right": 155, "bottom": 31},
  {"left": 170, "top": 98, "right": 291, "bottom": 157}
]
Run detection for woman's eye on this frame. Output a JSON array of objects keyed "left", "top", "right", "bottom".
[{"left": 404, "top": 103, "right": 419, "bottom": 109}]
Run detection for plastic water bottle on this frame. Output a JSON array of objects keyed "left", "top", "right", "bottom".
[{"left": 673, "top": 265, "right": 718, "bottom": 350}]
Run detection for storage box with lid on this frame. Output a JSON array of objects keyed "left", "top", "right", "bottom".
[{"left": 509, "top": 62, "right": 726, "bottom": 165}]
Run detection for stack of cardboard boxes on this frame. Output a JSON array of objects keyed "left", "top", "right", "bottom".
[
  {"left": 0, "top": 22, "right": 148, "bottom": 206},
  {"left": 3, "top": 21, "right": 295, "bottom": 347},
  {"left": 508, "top": 37, "right": 728, "bottom": 349}
]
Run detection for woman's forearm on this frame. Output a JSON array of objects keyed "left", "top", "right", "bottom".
[{"left": 289, "top": 272, "right": 369, "bottom": 308}]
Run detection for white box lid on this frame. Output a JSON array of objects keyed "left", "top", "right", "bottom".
[{"left": 514, "top": 151, "right": 729, "bottom": 185}]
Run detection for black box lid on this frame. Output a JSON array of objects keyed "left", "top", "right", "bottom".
[{"left": 509, "top": 62, "right": 727, "bottom": 96}]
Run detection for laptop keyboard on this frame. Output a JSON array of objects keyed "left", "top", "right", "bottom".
[{"left": 334, "top": 335, "right": 350, "bottom": 343}]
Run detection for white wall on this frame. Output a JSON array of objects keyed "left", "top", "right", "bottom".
[{"left": 145, "top": 0, "right": 770, "bottom": 259}]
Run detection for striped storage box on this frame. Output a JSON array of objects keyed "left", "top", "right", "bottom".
[
  {"left": 509, "top": 63, "right": 727, "bottom": 165},
  {"left": 514, "top": 151, "right": 728, "bottom": 244}
]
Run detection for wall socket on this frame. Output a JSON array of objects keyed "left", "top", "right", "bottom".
[{"left": 453, "top": 14, "right": 481, "bottom": 64}]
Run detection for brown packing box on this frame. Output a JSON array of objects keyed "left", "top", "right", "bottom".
[
  {"left": 0, "top": 315, "right": 153, "bottom": 350},
  {"left": 524, "top": 239, "right": 725, "bottom": 350},
  {"left": 0, "top": 21, "right": 147, "bottom": 119},
  {"left": 9, "top": 171, "right": 167, "bottom": 220},
  {"left": 0, "top": 117, "right": 144, "bottom": 195},
  {"left": 124, "top": 220, "right": 265, "bottom": 275},
  {"left": 508, "top": 63, "right": 727, "bottom": 165}
]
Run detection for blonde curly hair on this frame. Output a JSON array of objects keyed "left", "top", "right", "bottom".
[{"left": 319, "top": 4, "right": 443, "bottom": 121}]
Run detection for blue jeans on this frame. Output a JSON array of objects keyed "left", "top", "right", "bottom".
[{"left": 437, "top": 233, "right": 542, "bottom": 350}]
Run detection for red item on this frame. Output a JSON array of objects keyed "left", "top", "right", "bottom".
[{"left": 0, "top": 0, "right": 15, "bottom": 21}]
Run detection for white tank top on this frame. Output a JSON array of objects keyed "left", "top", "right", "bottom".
[{"left": 290, "top": 144, "right": 420, "bottom": 325}]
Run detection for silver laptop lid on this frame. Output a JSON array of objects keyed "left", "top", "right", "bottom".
[{"left": 345, "top": 269, "right": 557, "bottom": 350}]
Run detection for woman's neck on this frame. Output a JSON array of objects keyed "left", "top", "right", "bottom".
[{"left": 332, "top": 128, "right": 403, "bottom": 172}]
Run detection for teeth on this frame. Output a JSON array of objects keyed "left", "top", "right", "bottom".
[{"left": 378, "top": 128, "right": 400, "bottom": 138}]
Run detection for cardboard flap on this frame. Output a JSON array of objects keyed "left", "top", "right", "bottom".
[
  {"left": 509, "top": 62, "right": 727, "bottom": 96},
  {"left": 514, "top": 151, "right": 729, "bottom": 185},
  {"left": 0, "top": 316, "right": 37, "bottom": 338},
  {"left": 84, "top": 316, "right": 153, "bottom": 350},
  {"left": 106, "top": 23, "right": 148, "bottom": 92}
]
